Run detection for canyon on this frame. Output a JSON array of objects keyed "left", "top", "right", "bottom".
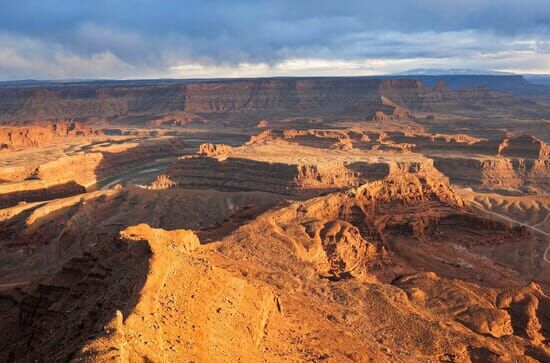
[
  {"left": 0, "top": 76, "right": 548, "bottom": 362},
  {"left": 1, "top": 77, "right": 546, "bottom": 126}
]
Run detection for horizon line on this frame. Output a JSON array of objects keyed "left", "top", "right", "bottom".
[{"left": 2, "top": 73, "right": 548, "bottom": 84}]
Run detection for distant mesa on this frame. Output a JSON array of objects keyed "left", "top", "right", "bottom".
[
  {"left": 372, "top": 97, "right": 413, "bottom": 122},
  {"left": 434, "top": 80, "right": 450, "bottom": 92},
  {"left": 0, "top": 76, "right": 540, "bottom": 126},
  {"left": 395, "top": 68, "right": 515, "bottom": 76}
]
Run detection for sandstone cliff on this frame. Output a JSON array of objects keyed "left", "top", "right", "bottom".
[
  {"left": 0, "top": 121, "right": 101, "bottom": 151},
  {"left": 0, "top": 166, "right": 547, "bottom": 361},
  {"left": 206, "top": 169, "right": 548, "bottom": 361},
  {"left": 0, "top": 138, "right": 185, "bottom": 207},
  {"left": 499, "top": 135, "right": 550, "bottom": 160},
  {"left": 151, "top": 154, "right": 447, "bottom": 197},
  {"left": 0, "top": 78, "right": 527, "bottom": 124},
  {"left": 434, "top": 156, "right": 550, "bottom": 193}
]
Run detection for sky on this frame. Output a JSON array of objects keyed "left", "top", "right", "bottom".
[{"left": 0, "top": 0, "right": 549, "bottom": 80}]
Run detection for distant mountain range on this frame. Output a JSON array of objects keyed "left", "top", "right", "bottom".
[
  {"left": 524, "top": 75, "right": 550, "bottom": 87},
  {"left": 395, "top": 68, "right": 516, "bottom": 76},
  {"left": 1, "top": 72, "right": 549, "bottom": 101},
  {"left": 389, "top": 69, "right": 550, "bottom": 96}
]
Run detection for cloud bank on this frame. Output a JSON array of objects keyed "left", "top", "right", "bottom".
[{"left": 0, "top": 0, "right": 548, "bottom": 79}]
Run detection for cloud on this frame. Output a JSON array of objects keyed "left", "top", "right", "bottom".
[
  {"left": 0, "top": 1, "right": 548, "bottom": 79},
  {"left": 0, "top": 33, "right": 135, "bottom": 79}
]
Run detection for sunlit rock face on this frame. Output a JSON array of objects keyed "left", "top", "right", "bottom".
[{"left": 0, "top": 75, "right": 549, "bottom": 362}]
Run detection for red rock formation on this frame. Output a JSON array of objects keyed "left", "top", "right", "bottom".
[
  {"left": 434, "top": 156, "right": 550, "bottom": 193},
  {"left": 0, "top": 78, "right": 526, "bottom": 124},
  {"left": 198, "top": 143, "right": 232, "bottom": 157},
  {"left": 0, "top": 76, "right": 548, "bottom": 362},
  {"left": 0, "top": 120, "right": 101, "bottom": 151},
  {"left": 0, "top": 138, "right": 185, "bottom": 207},
  {"left": 383, "top": 130, "right": 489, "bottom": 154},
  {"left": 372, "top": 108, "right": 412, "bottom": 122},
  {"left": 331, "top": 138, "right": 354, "bottom": 150},
  {"left": 499, "top": 135, "right": 549, "bottom": 159},
  {"left": 246, "top": 129, "right": 276, "bottom": 145},
  {"left": 0, "top": 164, "right": 547, "bottom": 361},
  {"left": 371, "top": 96, "right": 413, "bottom": 121}
]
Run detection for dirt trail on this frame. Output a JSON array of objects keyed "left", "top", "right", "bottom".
[{"left": 471, "top": 200, "right": 550, "bottom": 264}]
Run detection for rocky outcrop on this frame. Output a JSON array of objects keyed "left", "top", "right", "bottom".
[
  {"left": 0, "top": 138, "right": 185, "bottom": 207},
  {"left": 248, "top": 129, "right": 351, "bottom": 147},
  {"left": 331, "top": 137, "right": 354, "bottom": 150},
  {"left": 388, "top": 130, "right": 485, "bottom": 146},
  {"left": 198, "top": 143, "right": 232, "bottom": 157},
  {"left": 76, "top": 224, "right": 276, "bottom": 362},
  {"left": 0, "top": 165, "right": 41, "bottom": 182},
  {"left": 394, "top": 274, "right": 548, "bottom": 348},
  {"left": 0, "top": 121, "right": 101, "bottom": 151},
  {"left": 246, "top": 129, "right": 276, "bottom": 145},
  {"left": 246, "top": 128, "right": 497, "bottom": 156},
  {"left": 0, "top": 187, "right": 284, "bottom": 282},
  {"left": 498, "top": 135, "right": 549, "bottom": 160},
  {"left": 119, "top": 223, "right": 200, "bottom": 252},
  {"left": 372, "top": 141, "right": 415, "bottom": 153},
  {"left": 372, "top": 109, "right": 410, "bottom": 121},
  {"left": 0, "top": 222, "right": 279, "bottom": 362},
  {"left": 301, "top": 219, "right": 377, "bottom": 279},
  {"left": 496, "top": 282, "right": 549, "bottom": 344},
  {"left": 207, "top": 167, "right": 547, "bottom": 361},
  {"left": 383, "top": 130, "right": 494, "bottom": 154},
  {"left": 0, "top": 152, "right": 104, "bottom": 207},
  {"left": 434, "top": 156, "right": 550, "bottom": 193},
  {"left": 150, "top": 154, "right": 441, "bottom": 196},
  {"left": 152, "top": 156, "right": 353, "bottom": 195},
  {"left": 0, "top": 166, "right": 547, "bottom": 361},
  {"left": 0, "top": 180, "right": 86, "bottom": 208},
  {"left": 372, "top": 97, "right": 413, "bottom": 121}
]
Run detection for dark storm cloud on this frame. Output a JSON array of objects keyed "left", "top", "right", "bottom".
[{"left": 0, "top": 0, "right": 548, "bottom": 79}]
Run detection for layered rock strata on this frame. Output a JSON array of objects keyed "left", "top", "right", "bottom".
[
  {"left": 206, "top": 169, "right": 548, "bottom": 361},
  {"left": 0, "top": 121, "right": 101, "bottom": 151},
  {"left": 0, "top": 223, "right": 280, "bottom": 362},
  {"left": 0, "top": 166, "right": 547, "bottom": 361},
  {"left": 0, "top": 78, "right": 528, "bottom": 124},
  {"left": 152, "top": 154, "right": 446, "bottom": 197},
  {"left": 198, "top": 143, "right": 232, "bottom": 157},
  {"left": 434, "top": 156, "right": 550, "bottom": 193},
  {"left": 499, "top": 135, "right": 550, "bottom": 160},
  {"left": 0, "top": 138, "right": 185, "bottom": 207}
]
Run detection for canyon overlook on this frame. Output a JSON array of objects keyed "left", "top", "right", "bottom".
[{"left": 0, "top": 76, "right": 548, "bottom": 362}]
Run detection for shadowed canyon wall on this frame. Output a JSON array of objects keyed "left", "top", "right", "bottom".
[{"left": 0, "top": 78, "right": 533, "bottom": 124}]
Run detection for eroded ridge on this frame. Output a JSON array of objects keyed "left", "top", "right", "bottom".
[{"left": 0, "top": 75, "right": 548, "bottom": 362}]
